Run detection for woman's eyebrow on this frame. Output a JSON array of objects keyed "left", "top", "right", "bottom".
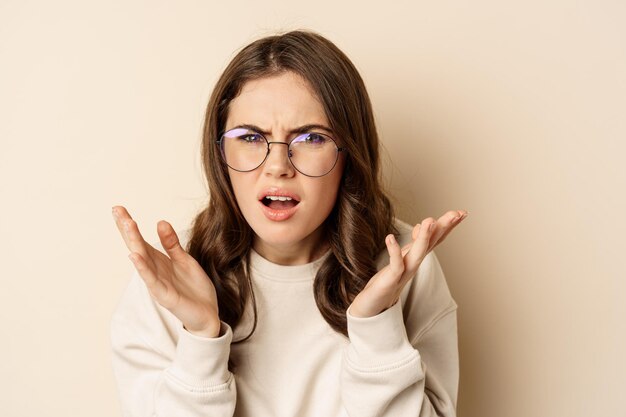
[
  {"left": 232, "top": 123, "right": 334, "bottom": 135},
  {"left": 289, "top": 124, "right": 334, "bottom": 134}
]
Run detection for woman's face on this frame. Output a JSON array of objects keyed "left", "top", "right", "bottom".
[{"left": 224, "top": 71, "right": 345, "bottom": 265}]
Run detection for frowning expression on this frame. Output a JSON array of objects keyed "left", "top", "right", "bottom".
[{"left": 224, "top": 71, "right": 345, "bottom": 264}]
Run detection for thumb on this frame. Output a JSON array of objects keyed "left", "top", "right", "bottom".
[{"left": 157, "top": 220, "right": 188, "bottom": 262}]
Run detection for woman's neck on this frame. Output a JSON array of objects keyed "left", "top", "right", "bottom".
[{"left": 252, "top": 228, "right": 330, "bottom": 266}]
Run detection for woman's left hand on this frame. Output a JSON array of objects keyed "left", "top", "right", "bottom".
[{"left": 349, "top": 210, "right": 468, "bottom": 318}]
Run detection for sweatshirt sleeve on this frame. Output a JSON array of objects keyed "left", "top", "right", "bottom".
[
  {"left": 110, "top": 272, "right": 237, "bottom": 417},
  {"left": 340, "top": 251, "right": 459, "bottom": 417}
]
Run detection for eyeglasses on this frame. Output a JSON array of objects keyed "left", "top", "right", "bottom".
[{"left": 217, "top": 127, "right": 346, "bottom": 177}]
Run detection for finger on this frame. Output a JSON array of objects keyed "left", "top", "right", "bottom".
[
  {"left": 128, "top": 252, "right": 170, "bottom": 302},
  {"left": 157, "top": 220, "right": 188, "bottom": 263},
  {"left": 385, "top": 234, "right": 405, "bottom": 277},
  {"left": 404, "top": 217, "right": 435, "bottom": 269},
  {"left": 400, "top": 225, "right": 419, "bottom": 257},
  {"left": 433, "top": 210, "right": 468, "bottom": 249},
  {"left": 112, "top": 205, "right": 132, "bottom": 248},
  {"left": 401, "top": 242, "right": 412, "bottom": 257},
  {"left": 411, "top": 223, "right": 421, "bottom": 240},
  {"left": 112, "top": 206, "right": 150, "bottom": 259},
  {"left": 400, "top": 222, "right": 420, "bottom": 256},
  {"left": 428, "top": 210, "right": 462, "bottom": 250}
]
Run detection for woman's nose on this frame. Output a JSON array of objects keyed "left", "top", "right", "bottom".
[{"left": 263, "top": 141, "right": 295, "bottom": 177}]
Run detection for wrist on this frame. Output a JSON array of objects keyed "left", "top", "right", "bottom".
[
  {"left": 184, "top": 321, "right": 221, "bottom": 338},
  {"left": 349, "top": 297, "right": 399, "bottom": 318}
]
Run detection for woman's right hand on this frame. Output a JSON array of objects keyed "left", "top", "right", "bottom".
[{"left": 112, "top": 205, "right": 221, "bottom": 338}]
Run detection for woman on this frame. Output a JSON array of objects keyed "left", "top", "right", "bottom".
[{"left": 110, "top": 29, "right": 467, "bottom": 417}]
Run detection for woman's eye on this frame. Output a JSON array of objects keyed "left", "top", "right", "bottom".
[
  {"left": 304, "top": 133, "right": 327, "bottom": 144},
  {"left": 239, "top": 134, "right": 263, "bottom": 143}
]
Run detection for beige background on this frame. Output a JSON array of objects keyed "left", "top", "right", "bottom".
[{"left": 1, "top": 1, "right": 624, "bottom": 416}]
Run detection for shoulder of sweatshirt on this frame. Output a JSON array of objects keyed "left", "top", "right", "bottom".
[{"left": 375, "top": 218, "right": 458, "bottom": 345}]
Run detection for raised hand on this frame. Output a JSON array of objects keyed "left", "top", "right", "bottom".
[
  {"left": 349, "top": 210, "right": 468, "bottom": 318},
  {"left": 112, "top": 206, "right": 221, "bottom": 338}
]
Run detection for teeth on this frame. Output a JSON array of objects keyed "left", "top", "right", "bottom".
[{"left": 265, "top": 196, "right": 292, "bottom": 201}]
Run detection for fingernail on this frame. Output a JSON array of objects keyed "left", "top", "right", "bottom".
[
  {"left": 429, "top": 222, "right": 435, "bottom": 231},
  {"left": 112, "top": 207, "right": 118, "bottom": 219},
  {"left": 387, "top": 234, "right": 396, "bottom": 245}
]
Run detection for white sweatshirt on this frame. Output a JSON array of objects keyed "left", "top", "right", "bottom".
[{"left": 110, "top": 218, "right": 459, "bottom": 417}]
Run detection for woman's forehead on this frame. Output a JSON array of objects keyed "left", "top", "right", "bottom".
[{"left": 226, "top": 72, "right": 329, "bottom": 132}]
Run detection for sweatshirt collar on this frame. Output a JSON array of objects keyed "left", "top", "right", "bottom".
[{"left": 249, "top": 247, "right": 332, "bottom": 282}]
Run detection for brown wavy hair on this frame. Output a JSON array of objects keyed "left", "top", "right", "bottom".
[{"left": 185, "top": 30, "right": 397, "bottom": 370}]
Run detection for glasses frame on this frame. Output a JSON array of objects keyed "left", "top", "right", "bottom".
[{"left": 216, "top": 128, "right": 347, "bottom": 178}]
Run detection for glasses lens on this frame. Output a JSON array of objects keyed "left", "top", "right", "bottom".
[
  {"left": 220, "top": 128, "right": 268, "bottom": 171},
  {"left": 289, "top": 133, "right": 338, "bottom": 176}
]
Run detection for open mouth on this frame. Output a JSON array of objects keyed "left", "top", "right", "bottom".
[{"left": 261, "top": 196, "right": 300, "bottom": 210}]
